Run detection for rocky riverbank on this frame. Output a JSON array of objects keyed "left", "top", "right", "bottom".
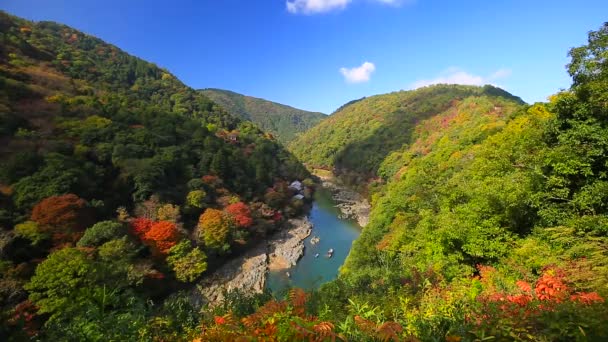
[
  {"left": 190, "top": 217, "right": 312, "bottom": 306},
  {"left": 319, "top": 178, "right": 370, "bottom": 228},
  {"left": 268, "top": 217, "right": 312, "bottom": 271}
]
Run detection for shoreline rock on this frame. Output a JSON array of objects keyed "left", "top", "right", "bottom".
[
  {"left": 321, "top": 180, "right": 370, "bottom": 227},
  {"left": 268, "top": 217, "right": 312, "bottom": 271},
  {"left": 190, "top": 217, "right": 313, "bottom": 306}
]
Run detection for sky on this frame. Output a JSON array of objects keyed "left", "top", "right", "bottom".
[{"left": 2, "top": 0, "right": 607, "bottom": 114}]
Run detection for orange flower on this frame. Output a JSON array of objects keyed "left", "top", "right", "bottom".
[{"left": 214, "top": 316, "right": 226, "bottom": 325}]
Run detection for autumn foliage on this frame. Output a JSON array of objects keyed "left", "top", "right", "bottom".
[
  {"left": 30, "top": 194, "right": 90, "bottom": 244},
  {"left": 130, "top": 218, "right": 180, "bottom": 256},
  {"left": 129, "top": 217, "right": 153, "bottom": 238},
  {"left": 31, "top": 194, "right": 88, "bottom": 232},
  {"left": 197, "top": 208, "right": 231, "bottom": 249},
  {"left": 143, "top": 221, "right": 180, "bottom": 255},
  {"left": 225, "top": 202, "right": 253, "bottom": 228},
  {"left": 470, "top": 265, "right": 605, "bottom": 336}
]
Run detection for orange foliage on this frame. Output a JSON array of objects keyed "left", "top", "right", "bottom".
[{"left": 143, "top": 221, "right": 180, "bottom": 255}]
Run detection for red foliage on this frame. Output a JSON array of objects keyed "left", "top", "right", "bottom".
[
  {"left": 202, "top": 175, "right": 222, "bottom": 187},
  {"left": 534, "top": 270, "right": 568, "bottom": 302},
  {"left": 214, "top": 316, "right": 226, "bottom": 325},
  {"left": 9, "top": 300, "right": 39, "bottom": 337},
  {"left": 570, "top": 292, "right": 604, "bottom": 305},
  {"left": 143, "top": 221, "right": 180, "bottom": 255},
  {"left": 225, "top": 202, "right": 253, "bottom": 228},
  {"left": 31, "top": 194, "right": 88, "bottom": 232},
  {"left": 130, "top": 217, "right": 154, "bottom": 238}
]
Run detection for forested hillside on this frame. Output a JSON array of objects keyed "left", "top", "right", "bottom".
[
  {"left": 199, "top": 88, "right": 326, "bottom": 145},
  {"left": 289, "top": 84, "right": 524, "bottom": 184},
  {"left": 192, "top": 23, "right": 608, "bottom": 341},
  {"left": 0, "top": 11, "right": 313, "bottom": 340}
]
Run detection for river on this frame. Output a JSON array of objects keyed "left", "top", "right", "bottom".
[{"left": 266, "top": 187, "right": 361, "bottom": 294}]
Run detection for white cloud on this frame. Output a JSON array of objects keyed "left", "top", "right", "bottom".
[
  {"left": 286, "top": 0, "right": 352, "bottom": 14},
  {"left": 340, "top": 61, "right": 376, "bottom": 83},
  {"left": 410, "top": 67, "right": 511, "bottom": 89},
  {"left": 286, "top": 0, "right": 410, "bottom": 14}
]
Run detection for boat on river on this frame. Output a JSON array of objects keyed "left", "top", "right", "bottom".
[{"left": 327, "top": 248, "right": 334, "bottom": 258}]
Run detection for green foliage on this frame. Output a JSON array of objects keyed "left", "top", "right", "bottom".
[
  {"left": 14, "top": 220, "right": 48, "bottom": 245},
  {"left": 290, "top": 84, "right": 524, "bottom": 181},
  {"left": 77, "top": 220, "right": 126, "bottom": 247},
  {"left": 167, "top": 241, "right": 207, "bottom": 282},
  {"left": 200, "top": 88, "right": 326, "bottom": 144},
  {"left": 186, "top": 189, "right": 207, "bottom": 208}
]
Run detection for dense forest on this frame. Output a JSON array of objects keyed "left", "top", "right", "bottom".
[
  {"left": 289, "top": 84, "right": 524, "bottom": 188},
  {"left": 2, "top": 8, "right": 608, "bottom": 342},
  {"left": 199, "top": 88, "right": 326, "bottom": 145},
  {"left": 0, "top": 11, "right": 314, "bottom": 340}
]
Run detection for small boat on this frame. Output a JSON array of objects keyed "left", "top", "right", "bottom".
[
  {"left": 315, "top": 253, "right": 320, "bottom": 258},
  {"left": 286, "top": 271, "right": 291, "bottom": 278},
  {"left": 327, "top": 248, "right": 334, "bottom": 258}
]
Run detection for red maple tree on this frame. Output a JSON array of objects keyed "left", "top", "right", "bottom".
[{"left": 225, "top": 202, "right": 253, "bottom": 228}]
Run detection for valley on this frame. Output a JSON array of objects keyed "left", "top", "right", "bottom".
[{"left": 1, "top": 8, "right": 608, "bottom": 342}]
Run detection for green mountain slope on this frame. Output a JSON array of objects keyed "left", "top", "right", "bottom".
[
  {"left": 192, "top": 24, "right": 608, "bottom": 341},
  {"left": 290, "top": 84, "right": 524, "bottom": 183},
  {"left": 199, "top": 88, "right": 326, "bottom": 144},
  {"left": 0, "top": 11, "right": 312, "bottom": 339}
]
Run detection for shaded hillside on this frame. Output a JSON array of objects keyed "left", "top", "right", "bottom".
[
  {"left": 290, "top": 84, "right": 524, "bottom": 183},
  {"left": 0, "top": 11, "right": 312, "bottom": 340},
  {"left": 199, "top": 88, "right": 326, "bottom": 144}
]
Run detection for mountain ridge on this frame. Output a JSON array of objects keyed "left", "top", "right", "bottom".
[{"left": 199, "top": 88, "right": 326, "bottom": 144}]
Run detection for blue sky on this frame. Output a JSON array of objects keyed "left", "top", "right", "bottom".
[{"left": 2, "top": 0, "right": 607, "bottom": 113}]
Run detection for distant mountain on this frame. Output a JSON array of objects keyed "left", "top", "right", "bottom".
[
  {"left": 199, "top": 88, "right": 326, "bottom": 144},
  {"left": 289, "top": 84, "right": 525, "bottom": 183}
]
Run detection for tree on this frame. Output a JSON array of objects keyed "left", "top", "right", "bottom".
[
  {"left": 167, "top": 241, "right": 207, "bottom": 282},
  {"left": 143, "top": 221, "right": 180, "bottom": 256},
  {"left": 225, "top": 202, "right": 253, "bottom": 228},
  {"left": 567, "top": 22, "right": 608, "bottom": 118},
  {"left": 157, "top": 203, "right": 180, "bottom": 223},
  {"left": 129, "top": 217, "right": 153, "bottom": 238},
  {"left": 186, "top": 190, "right": 207, "bottom": 209},
  {"left": 25, "top": 248, "right": 96, "bottom": 316},
  {"left": 197, "top": 209, "right": 232, "bottom": 250},
  {"left": 14, "top": 221, "right": 49, "bottom": 246},
  {"left": 30, "top": 194, "right": 90, "bottom": 244},
  {"left": 77, "top": 221, "right": 126, "bottom": 247}
]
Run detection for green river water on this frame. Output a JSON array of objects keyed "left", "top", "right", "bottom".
[{"left": 266, "top": 187, "right": 362, "bottom": 294}]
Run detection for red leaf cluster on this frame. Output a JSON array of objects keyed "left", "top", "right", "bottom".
[
  {"left": 130, "top": 217, "right": 153, "bottom": 238},
  {"left": 143, "top": 221, "right": 180, "bottom": 255},
  {"left": 31, "top": 194, "right": 88, "bottom": 233},
  {"left": 225, "top": 202, "right": 253, "bottom": 228}
]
